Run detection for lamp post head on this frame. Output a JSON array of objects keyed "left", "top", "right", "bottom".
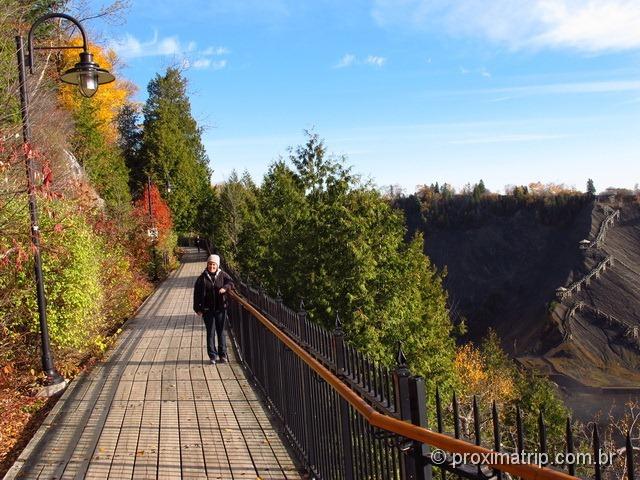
[
  {"left": 59, "top": 51, "right": 115, "bottom": 98},
  {"left": 26, "top": 13, "right": 116, "bottom": 98}
]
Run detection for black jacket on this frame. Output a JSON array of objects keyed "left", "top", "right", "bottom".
[{"left": 193, "top": 269, "right": 234, "bottom": 313}]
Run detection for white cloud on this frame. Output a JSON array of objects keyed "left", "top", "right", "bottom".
[
  {"left": 107, "top": 32, "right": 231, "bottom": 63},
  {"left": 459, "top": 65, "right": 491, "bottom": 78},
  {"left": 211, "top": 60, "right": 228, "bottom": 70},
  {"left": 334, "top": 53, "right": 387, "bottom": 68},
  {"left": 107, "top": 31, "right": 184, "bottom": 58},
  {"left": 192, "top": 58, "right": 227, "bottom": 70},
  {"left": 365, "top": 55, "right": 387, "bottom": 67},
  {"left": 192, "top": 59, "right": 211, "bottom": 69},
  {"left": 202, "top": 46, "right": 230, "bottom": 56},
  {"left": 335, "top": 53, "right": 356, "bottom": 68},
  {"left": 372, "top": 0, "right": 640, "bottom": 52}
]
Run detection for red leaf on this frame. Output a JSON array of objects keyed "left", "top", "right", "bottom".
[
  {"left": 22, "top": 143, "right": 33, "bottom": 159},
  {"left": 42, "top": 161, "right": 53, "bottom": 190}
]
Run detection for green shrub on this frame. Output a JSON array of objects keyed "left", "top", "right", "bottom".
[
  {"left": 0, "top": 195, "right": 152, "bottom": 366},
  {"left": 1, "top": 198, "right": 102, "bottom": 352}
]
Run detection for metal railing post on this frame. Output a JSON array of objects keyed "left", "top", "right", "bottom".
[
  {"left": 394, "top": 344, "right": 419, "bottom": 480},
  {"left": 276, "top": 293, "right": 289, "bottom": 425},
  {"left": 333, "top": 317, "right": 355, "bottom": 480},
  {"left": 409, "top": 376, "right": 431, "bottom": 480},
  {"left": 299, "top": 303, "right": 315, "bottom": 473}
]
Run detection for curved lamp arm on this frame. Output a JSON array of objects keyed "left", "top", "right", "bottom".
[
  {"left": 27, "top": 13, "right": 88, "bottom": 73},
  {"left": 23, "top": 12, "right": 114, "bottom": 97}
]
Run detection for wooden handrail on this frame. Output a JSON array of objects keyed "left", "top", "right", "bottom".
[{"left": 229, "top": 289, "right": 579, "bottom": 480}]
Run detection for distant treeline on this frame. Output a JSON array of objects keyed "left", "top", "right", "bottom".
[{"left": 391, "top": 182, "right": 594, "bottom": 233}]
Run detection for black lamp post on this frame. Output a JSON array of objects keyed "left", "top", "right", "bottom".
[{"left": 15, "top": 13, "right": 115, "bottom": 392}]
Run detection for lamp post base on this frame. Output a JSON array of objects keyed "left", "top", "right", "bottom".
[
  {"left": 36, "top": 377, "right": 68, "bottom": 397},
  {"left": 44, "top": 368, "right": 65, "bottom": 385}
]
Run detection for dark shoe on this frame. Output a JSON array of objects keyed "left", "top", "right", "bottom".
[
  {"left": 209, "top": 358, "right": 216, "bottom": 365},
  {"left": 218, "top": 356, "right": 227, "bottom": 364}
]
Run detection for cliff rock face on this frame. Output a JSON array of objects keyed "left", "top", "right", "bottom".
[
  {"left": 421, "top": 198, "right": 592, "bottom": 347},
  {"left": 408, "top": 197, "right": 640, "bottom": 417}
]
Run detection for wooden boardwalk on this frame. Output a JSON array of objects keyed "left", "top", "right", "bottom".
[{"left": 5, "top": 250, "right": 302, "bottom": 480}]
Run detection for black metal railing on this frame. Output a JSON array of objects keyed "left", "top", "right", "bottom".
[{"left": 225, "top": 272, "right": 637, "bottom": 480}]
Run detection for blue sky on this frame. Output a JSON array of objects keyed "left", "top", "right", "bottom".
[{"left": 88, "top": 0, "right": 640, "bottom": 193}]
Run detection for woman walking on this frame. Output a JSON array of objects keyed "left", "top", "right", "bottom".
[{"left": 193, "top": 254, "right": 234, "bottom": 364}]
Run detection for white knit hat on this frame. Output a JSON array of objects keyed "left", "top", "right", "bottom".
[{"left": 207, "top": 254, "right": 220, "bottom": 265}]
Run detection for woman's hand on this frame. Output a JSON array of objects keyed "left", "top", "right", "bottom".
[{"left": 219, "top": 288, "right": 226, "bottom": 294}]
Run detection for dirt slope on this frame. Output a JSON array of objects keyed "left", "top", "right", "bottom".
[
  {"left": 419, "top": 198, "right": 640, "bottom": 418},
  {"left": 423, "top": 201, "right": 592, "bottom": 347},
  {"left": 536, "top": 202, "right": 640, "bottom": 386}
]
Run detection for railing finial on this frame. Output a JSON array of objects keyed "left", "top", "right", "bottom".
[
  {"left": 396, "top": 341, "right": 407, "bottom": 368},
  {"left": 334, "top": 313, "right": 342, "bottom": 329}
]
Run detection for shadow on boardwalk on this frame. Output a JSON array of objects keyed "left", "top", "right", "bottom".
[{"left": 4, "top": 249, "right": 302, "bottom": 480}]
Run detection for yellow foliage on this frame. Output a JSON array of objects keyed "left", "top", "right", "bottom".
[
  {"left": 58, "top": 37, "right": 136, "bottom": 143},
  {"left": 455, "top": 343, "right": 487, "bottom": 392},
  {"left": 528, "top": 181, "right": 579, "bottom": 196},
  {"left": 455, "top": 343, "right": 516, "bottom": 404}
]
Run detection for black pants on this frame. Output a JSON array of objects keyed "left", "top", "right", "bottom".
[{"left": 203, "top": 310, "right": 227, "bottom": 359}]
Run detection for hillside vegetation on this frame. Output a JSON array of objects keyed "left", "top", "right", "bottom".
[{"left": 0, "top": 2, "right": 212, "bottom": 471}]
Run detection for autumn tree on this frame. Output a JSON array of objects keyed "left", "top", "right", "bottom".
[
  {"left": 59, "top": 39, "right": 135, "bottom": 143},
  {"left": 453, "top": 330, "right": 568, "bottom": 449},
  {"left": 58, "top": 40, "right": 133, "bottom": 215},
  {"left": 528, "top": 181, "right": 578, "bottom": 196},
  {"left": 132, "top": 182, "right": 176, "bottom": 278}
]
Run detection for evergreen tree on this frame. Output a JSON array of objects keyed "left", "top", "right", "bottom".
[
  {"left": 441, "top": 183, "right": 454, "bottom": 199},
  {"left": 116, "top": 103, "right": 143, "bottom": 194},
  {"left": 472, "top": 179, "right": 487, "bottom": 201},
  {"left": 586, "top": 178, "right": 596, "bottom": 196},
  {"left": 215, "top": 171, "right": 259, "bottom": 268},
  {"left": 140, "top": 67, "right": 211, "bottom": 233},
  {"left": 71, "top": 99, "right": 131, "bottom": 216},
  {"left": 231, "top": 132, "right": 457, "bottom": 392}
]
